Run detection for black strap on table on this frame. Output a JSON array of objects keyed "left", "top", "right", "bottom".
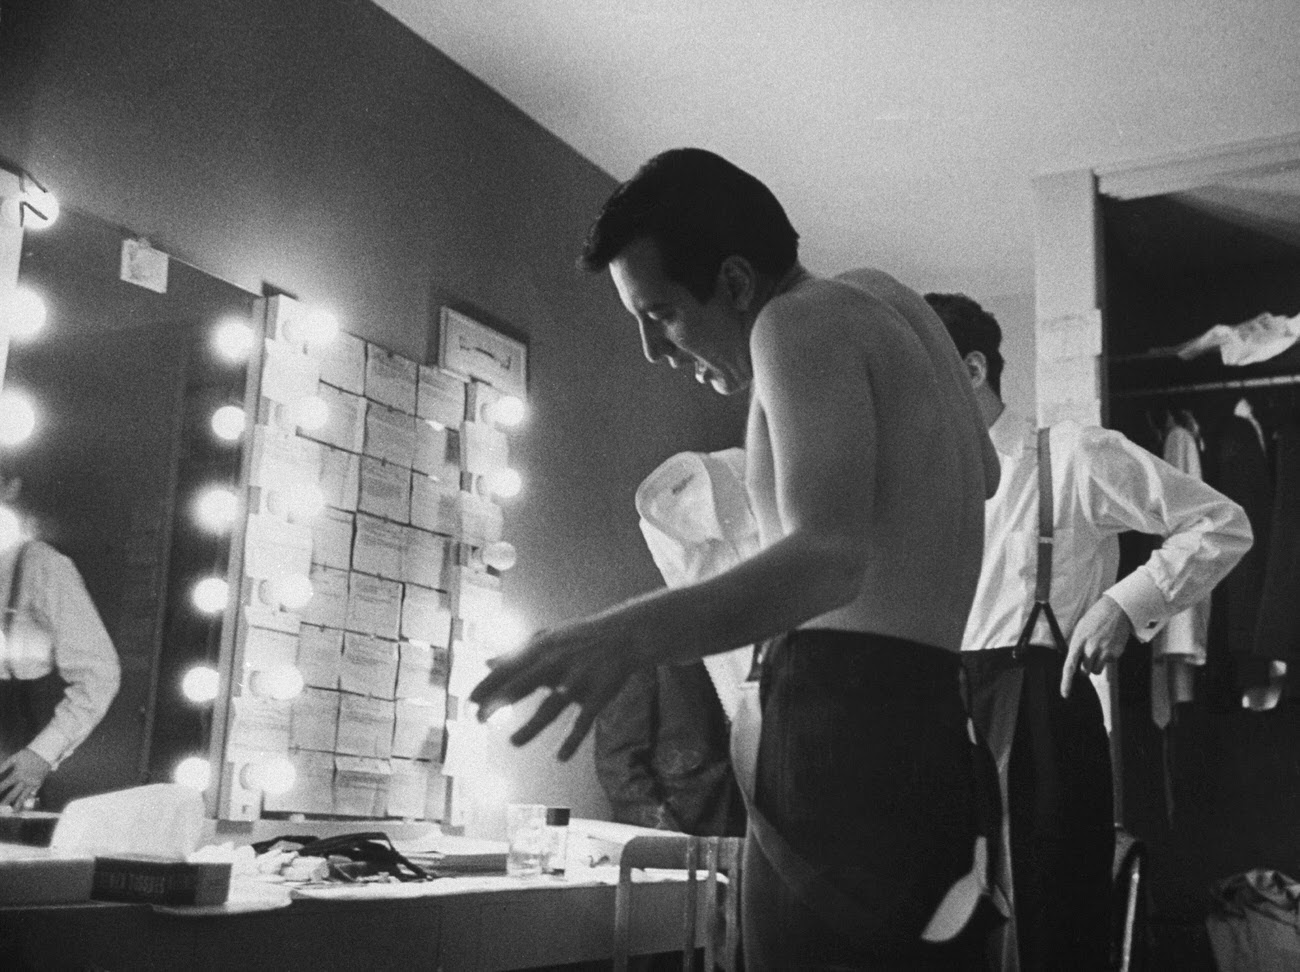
[{"left": 1012, "top": 429, "right": 1068, "bottom": 659}]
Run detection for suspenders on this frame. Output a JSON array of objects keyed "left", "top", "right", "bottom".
[
  {"left": 1012, "top": 428, "right": 1068, "bottom": 658},
  {"left": 1, "top": 541, "right": 30, "bottom": 678}
]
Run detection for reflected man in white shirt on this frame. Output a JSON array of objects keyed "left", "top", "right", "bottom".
[
  {"left": 0, "top": 481, "right": 121, "bottom": 811},
  {"left": 926, "top": 293, "right": 1252, "bottom": 972}
]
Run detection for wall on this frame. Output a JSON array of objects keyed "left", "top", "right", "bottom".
[{"left": 0, "top": 0, "right": 748, "bottom": 834}]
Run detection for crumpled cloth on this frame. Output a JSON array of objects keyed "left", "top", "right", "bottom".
[
  {"left": 1206, "top": 869, "right": 1300, "bottom": 971},
  {"left": 1176, "top": 312, "right": 1300, "bottom": 366},
  {"left": 636, "top": 448, "right": 760, "bottom": 722}
]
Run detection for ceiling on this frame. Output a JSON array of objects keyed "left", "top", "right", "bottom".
[{"left": 371, "top": 0, "right": 1300, "bottom": 303}]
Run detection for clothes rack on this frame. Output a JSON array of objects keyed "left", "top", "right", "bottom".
[{"left": 1112, "top": 372, "right": 1300, "bottom": 399}]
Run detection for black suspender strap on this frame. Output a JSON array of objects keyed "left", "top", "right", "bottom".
[
  {"left": 2, "top": 541, "right": 31, "bottom": 678},
  {"left": 1013, "top": 430, "right": 1069, "bottom": 658}
]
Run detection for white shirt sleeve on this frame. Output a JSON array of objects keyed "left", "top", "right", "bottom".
[
  {"left": 22, "top": 544, "right": 121, "bottom": 768},
  {"left": 1075, "top": 427, "right": 1254, "bottom": 641}
]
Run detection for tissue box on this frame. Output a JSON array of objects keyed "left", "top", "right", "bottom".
[
  {"left": 0, "top": 844, "right": 95, "bottom": 904},
  {"left": 91, "top": 856, "right": 232, "bottom": 906}
]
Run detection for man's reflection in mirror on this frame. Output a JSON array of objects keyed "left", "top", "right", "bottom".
[{"left": 0, "top": 475, "right": 120, "bottom": 811}]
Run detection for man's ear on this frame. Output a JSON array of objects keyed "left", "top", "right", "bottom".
[
  {"left": 717, "top": 256, "right": 758, "bottom": 310},
  {"left": 963, "top": 351, "right": 989, "bottom": 389}
]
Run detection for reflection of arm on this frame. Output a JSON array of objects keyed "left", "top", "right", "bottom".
[
  {"left": 1079, "top": 427, "right": 1254, "bottom": 640},
  {"left": 593, "top": 667, "right": 680, "bottom": 830},
  {"left": 25, "top": 545, "right": 121, "bottom": 768}
]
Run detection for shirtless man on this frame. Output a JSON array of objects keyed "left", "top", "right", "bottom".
[{"left": 471, "top": 148, "right": 999, "bottom": 969}]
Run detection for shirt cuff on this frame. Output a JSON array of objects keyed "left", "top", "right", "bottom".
[
  {"left": 1105, "top": 569, "right": 1168, "bottom": 643},
  {"left": 26, "top": 726, "right": 72, "bottom": 770}
]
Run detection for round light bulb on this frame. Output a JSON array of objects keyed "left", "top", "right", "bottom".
[
  {"left": 482, "top": 467, "right": 522, "bottom": 500},
  {"left": 212, "top": 317, "right": 254, "bottom": 363},
  {"left": 11, "top": 286, "right": 48, "bottom": 341},
  {"left": 244, "top": 755, "right": 296, "bottom": 796},
  {"left": 267, "top": 573, "right": 314, "bottom": 611},
  {"left": 287, "top": 395, "right": 329, "bottom": 431},
  {"left": 194, "top": 486, "right": 239, "bottom": 533},
  {"left": 477, "top": 540, "right": 517, "bottom": 572},
  {"left": 0, "top": 505, "right": 23, "bottom": 552},
  {"left": 251, "top": 664, "right": 304, "bottom": 701},
  {"left": 210, "top": 405, "right": 246, "bottom": 442},
  {"left": 191, "top": 576, "right": 229, "bottom": 614},
  {"left": 487, "top": 395, "right": 526, "bottom": 428},
  {"left": 0, "top": 389, "right": 38, "bottom": 447},
  {"left": 181, "top": 665, "right": 221, "bottom": 704},
  {"left": 173, "top": 756, "right": 212, "bottom": 791}
]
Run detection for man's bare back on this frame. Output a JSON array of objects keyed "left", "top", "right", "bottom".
[{"left": 745, "top": 268, "right": 996, "bottom": 652}]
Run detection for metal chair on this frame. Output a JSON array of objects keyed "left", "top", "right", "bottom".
[
  {"left": 1112, "top": 827, "right": 1148, "bottom": 972},
  {"left": 612, "top": 833, "right": 744, "bottom": 972}
]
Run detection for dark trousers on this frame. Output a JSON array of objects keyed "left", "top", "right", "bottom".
[
  {"left": 962, "top": 647, "right": 1115, "bottom": 972},
  {"left": 742, "top": 630, "right": 993, "bottom": 971}
]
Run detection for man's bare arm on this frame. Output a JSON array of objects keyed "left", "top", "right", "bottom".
[{"left": 471, "top": 298, "right": 879, "bottom": 757}]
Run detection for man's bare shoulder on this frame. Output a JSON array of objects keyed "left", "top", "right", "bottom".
[{"left": 757, "top": 271, "right": 915, "bottom": 349}]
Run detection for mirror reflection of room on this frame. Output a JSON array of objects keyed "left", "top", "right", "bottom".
[
  {"left": 2, "top": 204, "right": 257, "bottom": 809},
  {"left": 2, "top": 3, "right": 1300, "bottom": 971}
]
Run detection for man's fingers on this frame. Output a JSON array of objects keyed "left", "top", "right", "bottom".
[
  {"left": 558, "top": 705, "right": 600, "bottom": 763},
  {"left": 509, "top": 691, "right": 573, "bottom": 748}
]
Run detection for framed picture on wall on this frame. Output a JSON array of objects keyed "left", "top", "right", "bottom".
[{"left": 437, "top": 306, "right": 528, "bottom": 398}]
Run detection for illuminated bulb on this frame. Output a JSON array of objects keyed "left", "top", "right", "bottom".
[
  {"left": 426, "top": 419, "right": 446, "bottom": 433},
  {"left": 181, "top": 665, "right": 221, "bottom": 704},
  {"left": 0, "top": 505, "right": 23, "bottom": 552},
  {"left": 174, "top": 756, "right": 212, "bottom": 791},
  {"left": 212, "top": 317, "right": 254, "bottom": 363},
  {"left": 286, "top": 395, "right": 329, "bottom": 431},
  {"left": 210, "top": 405, "right": 246, "bottom": 442},
  {"left": 474, "top": 540, "right": 517, "bottom": 572},
  {"left": 11, "top": 286, "right": 48, "bottom": 341},
  {"left": 266, "top": 573, "right": 313, "bottom": 611},
  {"left": 486, "top": 395, "right": 526, "bottom": 428},
  {"left": 194, "top": 486, "right": 239, "bottom": 533},
  {"left": 251, "top": 664, "right": 305, "bottom": 701},
  {"left": 244, "top": 756, "right": 297, "bottom": 795},
  {"left": 191, "top": 576, "right": 229, "bottom": 614},
  {"left": 481, "top": 467, "right": 522, "bottom": 500},
  {"left": 0, "top": 389, "right": 37, "bottom": 447}
]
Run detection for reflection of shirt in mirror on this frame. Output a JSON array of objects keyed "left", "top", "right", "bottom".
[{"left": 0, "top": 540, "right": 121, "bottom": 769}]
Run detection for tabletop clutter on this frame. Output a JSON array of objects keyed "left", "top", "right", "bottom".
[{"left": 0, "top": 785, "right": 661, "bottom": 910}]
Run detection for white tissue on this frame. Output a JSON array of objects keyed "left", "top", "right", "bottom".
[{"left": 50, "top": 784, "right": 206, "bottom": 860}]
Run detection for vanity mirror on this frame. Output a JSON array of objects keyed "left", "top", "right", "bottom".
[{"left": 4, "top": 205, "right": 259, "bottom": 807}]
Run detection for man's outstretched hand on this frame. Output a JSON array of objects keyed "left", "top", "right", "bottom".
[{"left": 470, "top": 617, "right": 643, "bottom": 761}]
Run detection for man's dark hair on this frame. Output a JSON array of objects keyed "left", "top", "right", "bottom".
[
  {"left": 924, "top": 291, "right": 1004, "bottom": 397},
  {"left": 578, "top": 148, "right": 799, "bottom": 302}
]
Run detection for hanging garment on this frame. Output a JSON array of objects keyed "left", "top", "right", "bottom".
[
  {"left": 1151, "top": 422, "right": 1211, "bottom": 729},
  {"left": 635, "top": 448, "right": 758, "bottom": 721},
  {"left": 1205, "top": 415, "right": 1274, "bottom": 704},
  {"left": 1250, "top": 417, "right": 1300, "bottom": 705},
  {"left": 1176, "top": 311, "right": 1300, "bottom": 366}
]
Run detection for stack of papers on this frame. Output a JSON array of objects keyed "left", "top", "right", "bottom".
[{"left": 391, "top": 834, "right": 508, "bottom": 875}]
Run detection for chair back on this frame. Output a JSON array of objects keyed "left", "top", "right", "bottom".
[
  {"left": 1112, "top": 827, "right": 1148, "bottom": 972},
  {"left": 613, "top": 833, "right": 744, "bottom": 972}
]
